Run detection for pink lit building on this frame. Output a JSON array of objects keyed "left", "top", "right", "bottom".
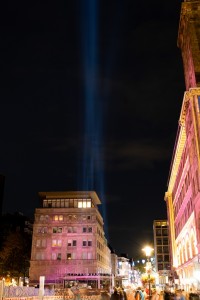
[
  {"left": 165, "top": 0, "right": 200, "bottom": 291},
  {"left": 29, "top": 191, "right": 111, "bottom": 288}
]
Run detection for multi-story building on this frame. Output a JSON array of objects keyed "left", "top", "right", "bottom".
[
  {"left": 116, "top": 255, "right": 131, "bottom": 287},
  {"left": 165, "top": 0, "right": 200, "bottom": 291},
  {"left": 29, "top": 191, "right": 111, "bottom": 288},
  {"left": 153, "top": 220, "right": 170, "bottom": 287}
]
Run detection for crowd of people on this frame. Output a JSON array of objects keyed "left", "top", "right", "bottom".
[{"left": 109, "top": 286, "right": 199, "bottom": 300}]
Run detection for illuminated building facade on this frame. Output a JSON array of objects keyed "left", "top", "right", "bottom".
[
  {"left": 116, "top": 255, "right": 131, "bottom": 287},
  {"left": 165, "top": 0, "right": 200, "bottom": 291},
  {"left": 29, "top": 191, "right": 111, "bottom": 287}
]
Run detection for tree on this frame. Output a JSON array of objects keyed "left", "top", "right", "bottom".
[{"left": 0, "top": 230, "right": 32, "bottom": 280}]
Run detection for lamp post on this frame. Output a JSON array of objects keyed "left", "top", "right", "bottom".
[{"left": 142, "top": 246, "right": 154, "bottom": 300}]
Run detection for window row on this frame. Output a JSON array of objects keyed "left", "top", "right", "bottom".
[
  {"left": 156, "top": 238, "right": 168, "bottom": 245},
  {"left": 43, "top": 198, "right": 93, "bottom": 209},
  {"left": 37, "top": 226, "right": 93, "bottom": 234},
  {"left": 36, "top": 239, "right": 93, "bottom": 248},
  {"left": 39, "top": 214, "right": 94, "bottom": 222},
  {"left": 155, "top": 228, "right": 168, "bottom": 236},
  {"left": 156, "top": 245, "right": 169, "bottom": 254},
  {"left": 175, "top": 197, "right": 193, "bottom": 238},
  {"left": 35, "top": 251, "right": 94, "bottom": 260}
]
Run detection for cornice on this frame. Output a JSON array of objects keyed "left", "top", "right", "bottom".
[
  {"left": 168, "top": 88, "right": 200, "bottom": 194},
  {"left": 179, "top": 88, "right": 200, "bottom": 125}
]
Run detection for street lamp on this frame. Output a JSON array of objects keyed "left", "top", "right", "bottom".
[{"left": 142, "top": 246, "right": 154, "bottom": 300}]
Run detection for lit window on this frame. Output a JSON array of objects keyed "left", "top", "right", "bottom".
[
  {"left": 54, "top": 215, "right": 63, "bottom": 221},
  {"left": 78, "top": 201, "right": 83, "bottom": 208},
  {"left": 87, "top": 201, "right": 91, "bottom": 208},
  {"left": 52, "top": 239, "right": 62, "bottom": 247},
  {"left": 83, "top": 201, "right": 87, "bottom": 208},
  {"left": 67, "top": 253, "right": 72, "bottom": 260}
]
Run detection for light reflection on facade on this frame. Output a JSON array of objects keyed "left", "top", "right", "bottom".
[
  {"left": 165, "top": 0, "right": 200, "bottom": 291},
  {"left": 29, "top": 191, "right": 111, "bottom": 288}
]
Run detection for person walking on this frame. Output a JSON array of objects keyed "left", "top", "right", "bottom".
[{"left": 111, "top": 288, "right": 120, "bottom": 300}]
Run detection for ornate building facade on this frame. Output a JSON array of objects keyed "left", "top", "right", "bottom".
[
  {"left": 165, "top": 0, "right": 200, "bottom": 291},
  {"left": 29, "top": 191, "right": 111, "bottom": 288}
]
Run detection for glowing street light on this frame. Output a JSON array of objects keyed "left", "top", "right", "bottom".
[{"left": 142, "top": 246, "right": 154, "bottom": 300}]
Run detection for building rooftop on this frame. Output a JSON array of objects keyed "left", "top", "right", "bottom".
[{"left": 38, "top": 191, "right": 101, "bottom": 205}]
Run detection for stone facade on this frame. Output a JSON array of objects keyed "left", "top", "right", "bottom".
[
  {"left": 165, "top": 0, "right": 200, "bottom": 291},
  {"left": 29, "top": 191, "right": 111, "bottom": 287}
]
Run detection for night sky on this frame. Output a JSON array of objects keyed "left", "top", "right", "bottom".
[{"left": 0, "top": 0, "right": 185, "bottom": 258}]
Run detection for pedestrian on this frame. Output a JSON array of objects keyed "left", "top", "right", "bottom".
[
  {"left": 135, "top": 287, "right": 145, "bottom": 300},
  {"left": 111, "top": 287, "right": 120, "bottom": 300},
  {"left": 119, "top": 288, "right": 128, "bottom": 300}
]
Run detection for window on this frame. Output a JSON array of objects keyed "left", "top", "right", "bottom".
[
  {"left": 68, "top": 240, "right": 76, "bottom": 247},
  {"left": 66, "top": 252, "right": 76, "bottom": 259},
  {"left": 82, "top": 252, "right": 87, "bottom": 259},
  {"left": 88, "top": 240, "right": 92, "bottom": 246},
  {"left": 156, "top": 229, "right": 162, "bottom": 236},
  {"left": 52, "top": 253, "right": 61, "bottom": 260},
  {"left": 163, "top": 246, "right": 169, "bottom": 253},
  {"left": 40, "top": 215, "right": 45, "bottom": 221},
  {"left": 162, "top": 229, "right": 168, "bottom": 236},
  {"left": 38, "top": 227, "right": 48, "bottom": 234},
  {"left": 36, "top": 252, "right": 45, "bottom": 260},
  {"left": 54, "top": 215, "right": 63, "bottom": 221},
  {"left": 52, "top": 239, "right": 62, "bottom": 247},
  {"left": 157, "top": 255, "right": 163, "bottom": 262},
  {"left": 83, "top": 227, "right": 87, "bottom": 233},
  {"left": 164, "top": 255, "right": 169, "bottom": 261},
  {"left": 88, "top": 227, "right": 92, "bottom": 233},
  {"left": 68, "top": 239, "right": 72, "bottom": 246},
  {"left": 67, "top": 253, "right": 72, "bottom": 260},
  {"left": 156, "top": 238, "right": 162, "bottom": 245},
  {"left": 36, "top": 239, "right": 46, "bottom": 248},
  {"left": 68, "top": 227, "right": 77, "bottom": 233},
  {"left": 53, "top": 227, "right": 62, "bottom": 233},
  {"left": 78, "top": 199, "right": 92, "bottom": 208},
  {"left": 157, "top": 246, "right": 162, "bottom": 253},
  {"left": 88, "top": 252, "right": 93, "bottom": 259},
  {"left": 163, "top": 238, "right": 168, "bottom": 245},
  {"left": 83, "top": 240, "right": 87, "bottom": 247}
]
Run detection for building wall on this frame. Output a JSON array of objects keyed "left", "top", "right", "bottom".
[
  {"left": 165, "top": 0, "right": 200, "bottom": 291},
  {"left": 29, "top": 191, "right": 111, "bottom": 285},
  {"left": 153, "top": 220, "right": 170, "bottom": 272}
]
